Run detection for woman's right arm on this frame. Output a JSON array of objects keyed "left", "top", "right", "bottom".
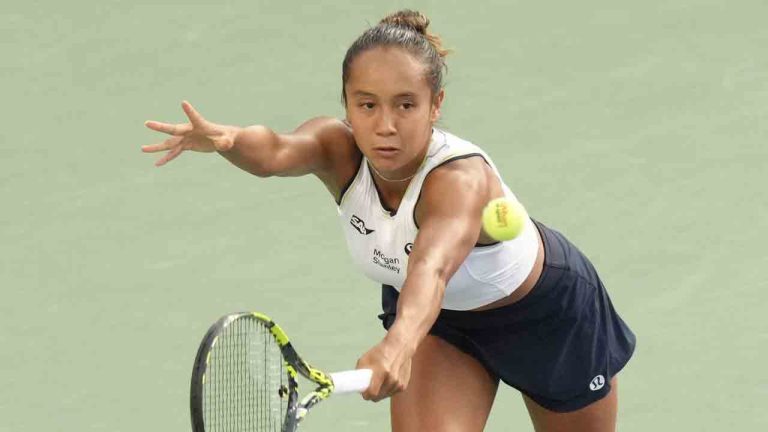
[
  {"left": 143, "top": 101, "right": 359, "bottom": 194},
  {"left": 222, "top": 116, "right": 354, "bottom": 179}
]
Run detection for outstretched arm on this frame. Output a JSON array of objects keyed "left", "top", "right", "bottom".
[
  {"left": 356, "top": 156, "right": 492, "bottom": 401},
  {"left": 143, "top": 101, "right": 358, "bottom": 190},
  {"left": 220, "top": 116, "right": 356, "bottom": 179}
]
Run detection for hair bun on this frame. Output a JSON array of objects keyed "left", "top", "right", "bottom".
[
  {"left": 341, "top": 9, "right": 450, "bottom": 105},
  {"left": 379, "top": 9, "right": 429, "bottom": 35},
  {"left": 378, "top": 9, "right": 450, "bottom": 58}
]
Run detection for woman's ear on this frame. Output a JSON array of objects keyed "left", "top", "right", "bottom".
[{"left": 431, "top": 89, "right": 445, "bottom": 123}]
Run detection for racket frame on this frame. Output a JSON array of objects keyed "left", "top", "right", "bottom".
[{"left": 190, "top": 312, "right": 338, "bottom": 432}]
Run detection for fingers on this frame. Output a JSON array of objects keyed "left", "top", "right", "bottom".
[
  {"left": 356, "top": 346, "right": 411, "bottom": 402},
  {"left": 154, "top": 146, "right": 184, "bottom": 167},
  {"left": 144, "top": 120, "right": 193, "bottom": 136},
  {"left": 356, "top": 359, "right": 379, "bottom": 401},
  {"left": 141, "top": 136, "right": 182, "bottom": 153},
  {"left": 143, "top": 100, "right": 204, "bottom": 136},
  {"left": 361, "top": 372, "right": 405, "bottom": 402},
  {"left": 142, "top": 101, "right": 203, "bottom": 167},
  {"left": 141, "top": 135, "right": 184, "bottom": 166},
  {"left": 181, "top": 100, "right": 207, "bottom": 127}
]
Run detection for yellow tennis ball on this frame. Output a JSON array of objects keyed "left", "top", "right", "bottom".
[{"left": 481, "top": 198, "right": 527, "bottom": 241}]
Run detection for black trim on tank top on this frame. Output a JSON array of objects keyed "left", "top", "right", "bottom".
[
  {"left": 369, "top": 164, "right": 398, "bottom": 216},
  {"left": 412, "top": 153, "right": 498, "bottom": 247},
  {"left": 335, "top": 154, "right": 364, "bottom": 206}
]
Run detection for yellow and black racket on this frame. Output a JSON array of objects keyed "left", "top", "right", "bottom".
[{"left": 190, "top": 312, "right": 372, "bottom": 432}]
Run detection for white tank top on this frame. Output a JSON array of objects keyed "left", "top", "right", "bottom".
[{"left": 336, "top": 128, "right": 538, "bottom": 310}]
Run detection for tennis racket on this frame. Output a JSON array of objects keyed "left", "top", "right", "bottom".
[{"left": 190, "top": 312, "right": 372, "bottom": 432}]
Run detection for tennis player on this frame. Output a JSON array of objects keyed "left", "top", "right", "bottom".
[{"left": 143, "top": 10, "right": 635, "bottom": 432}]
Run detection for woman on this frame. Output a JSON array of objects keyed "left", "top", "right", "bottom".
[{"left": 143, "top": 10, "right": 635, "bottom": 432}]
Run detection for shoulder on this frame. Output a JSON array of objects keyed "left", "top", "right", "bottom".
[
  {"left": 423, "top": 156, "right": 491, "bottom": 200},
  {"left": 426, "top": 129, "right": 491, "bottom": 174},
  {"left": 295, "top": 116, "right": 362, "bottom": 198},
  {"left": 294, "top": 116, "right": 356, "bottom": 151},
  {"left": 415, "top": 156, "right": 492, "bottom": 227},
  {"left": 422, "top": 129, "right": 500, "bottom": 203},
  {"left": 292, "top": 116, "right": 360, "bottom": 162}
]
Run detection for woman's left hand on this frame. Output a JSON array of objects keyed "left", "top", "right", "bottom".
[{"left": 355, "top": 338, "right": 413, "bottom": 402}]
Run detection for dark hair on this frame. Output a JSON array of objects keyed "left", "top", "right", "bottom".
[{"left": 341, "top": 9, "right": 450, "bottom": 105}]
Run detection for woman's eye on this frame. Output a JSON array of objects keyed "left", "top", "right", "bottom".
[
  {"left": 360, "top": 102, "right": 375, "bottom": 110},
  {"left": 401, "top": 103, "right": 414, "bottom": 110}
]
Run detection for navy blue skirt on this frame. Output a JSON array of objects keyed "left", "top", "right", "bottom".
[{"left": 379, "top": 220, "right": 636, "bottom": 412}]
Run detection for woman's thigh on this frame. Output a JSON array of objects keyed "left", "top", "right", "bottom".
[
  {"left": 523, "top": 377, "right": 619, "bottom": 432},
  {"left": 390, "top": 335, "right": 499, "bottom": 432}
]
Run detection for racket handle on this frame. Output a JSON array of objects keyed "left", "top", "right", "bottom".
[{"left": 329, "top": 369, "right": 372, "bottom": 394}]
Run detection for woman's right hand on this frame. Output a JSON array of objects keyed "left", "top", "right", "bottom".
[{"left": 142, "top": 101, "right": 238, "bottom": 167}]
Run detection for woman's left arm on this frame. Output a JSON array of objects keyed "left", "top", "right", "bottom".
[{"left": 357, "top": 157, "right": 491, "bottom": 401}]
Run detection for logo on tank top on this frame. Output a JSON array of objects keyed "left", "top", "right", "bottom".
[
  {"left": 404, "top": 243, "right": 414, "bottom": 255},
  {"left": 373, "top": 249, "right": 401, "bottom": 274},
  {"left": 350, "top": 215, "right": 374, "bottom": 235},
  {"left": 589, "top": 375, "right": 605, "bottom": 391}
]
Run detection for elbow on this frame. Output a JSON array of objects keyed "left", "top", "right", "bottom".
[
  {"left": 232, "top": 160, "right": 274, "bottom": 178},
  {"left": 247, "top": 167, "right": 275, "bottom": 178}
]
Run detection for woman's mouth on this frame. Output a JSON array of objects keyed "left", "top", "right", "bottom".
[{"left": 373, "top": 147, "right": 399, "bottom": 157}]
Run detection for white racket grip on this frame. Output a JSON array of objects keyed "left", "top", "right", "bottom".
[{"left": 330, "top": 369, "right": 372, "bottom": 394}]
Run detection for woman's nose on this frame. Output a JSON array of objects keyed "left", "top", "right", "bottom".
[{"left": 374, "top": 109, "right": 397, "bottom": 136}]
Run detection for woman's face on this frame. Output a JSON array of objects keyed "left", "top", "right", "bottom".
[{"left": 344, "top": 46, "right": 444, "bottom": 178}]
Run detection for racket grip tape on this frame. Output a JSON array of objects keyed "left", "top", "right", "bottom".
[{"left": 329, "top": 369, "right": 372, "bottom": 394}]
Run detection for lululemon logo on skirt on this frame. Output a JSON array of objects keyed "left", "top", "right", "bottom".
[{"left": 589, "top": 375, "right": 605, "bottom": 391}]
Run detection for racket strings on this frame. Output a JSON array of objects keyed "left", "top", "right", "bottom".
[{"left": 203, "top": 317, "right": 286, "bottom": 431}]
